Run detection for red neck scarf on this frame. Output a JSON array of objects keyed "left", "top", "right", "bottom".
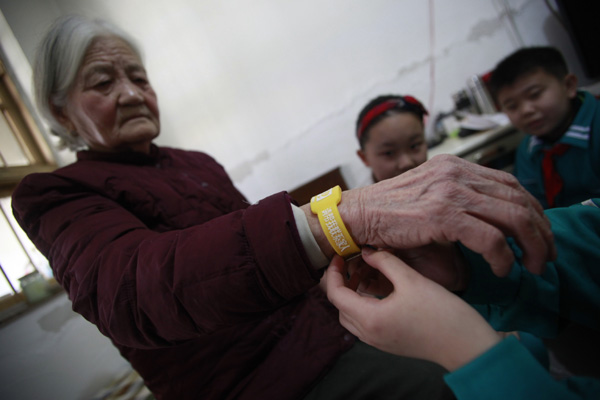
[{"left": 542, "top": 143, "right": 570, "bottom": 208}]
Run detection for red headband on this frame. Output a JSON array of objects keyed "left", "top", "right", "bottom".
[{"left": 357, "top": 96, "right": 428, "bottom": 141}]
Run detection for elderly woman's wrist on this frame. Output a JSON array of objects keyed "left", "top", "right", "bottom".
[
  {"left": 336, "top": 188, "right": 366, "bottom": 245},
  {"left": 292, "top": 204, "right": 330, "bottom": 268},
  {"left": 298, "top": 186, "right": 367, "bottom": 265},
  {"left": 300, "top": 203, "right": 336, "bottom": 261}
]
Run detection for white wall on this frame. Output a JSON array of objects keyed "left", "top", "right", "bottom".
[{"left": 0, "top": 0, "right": 590, "bottom": 199}]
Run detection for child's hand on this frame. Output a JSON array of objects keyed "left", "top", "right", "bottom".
[
  {"left": 346, "top": 255, "right": 394, "bottom": 297},
  {"left": 395, "top": 242, "right": 469, "bottom": 292},
  {"left": 344, "top": 241, "right": 468, "bottom": 298},
  {"left": 326, "top": 248, "right": 501, "bottom": 371}
]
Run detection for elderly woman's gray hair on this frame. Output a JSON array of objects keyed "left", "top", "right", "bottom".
[{"left": 34, "top": 15, "right": 143, "bottom": 150}]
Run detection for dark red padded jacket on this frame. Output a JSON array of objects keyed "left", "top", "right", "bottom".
[{"left": 12, "top": 145, "right": 353, "bottom": 399}]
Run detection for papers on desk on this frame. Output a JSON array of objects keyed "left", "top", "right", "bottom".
[
  {"left": 460, "top": 113, "right": 509, "bottom": 130},
  {"left": 458, "top": 113, "right": 511, "bottom": 137}
]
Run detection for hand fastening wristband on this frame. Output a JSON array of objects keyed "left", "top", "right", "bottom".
[{"left": 310, "top": 185, "right": 360, "bottom": 257}]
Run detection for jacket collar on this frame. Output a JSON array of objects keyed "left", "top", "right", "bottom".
[
  {"left": 76, "top": 143, "right": 161, "bottom": 165},
  {"left": 526, "top": 91, "right": 595, "bottom": 154}
]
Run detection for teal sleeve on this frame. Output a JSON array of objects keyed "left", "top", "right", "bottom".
[
  {"left": 513, "top": 138, "right": 547, "bottom": 207},
  {"left": 459, "top": 242, "right": 560, "bottom": 337},
  {"left": 444, "top": 336, "right": 600, "bottom": 400},
  {"left": 460, "top": 199, "right": 600, "bottom": 337},
  {"left": 589, "top": 96, "right": 600, "bottom": 176}
]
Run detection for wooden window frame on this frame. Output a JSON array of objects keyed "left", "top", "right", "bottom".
[
  {"left": 0, "top": 58, "right": 56, "bottom": 197},
  {"left": 0, "top": 56, "right": 61, "bottom": 321}
]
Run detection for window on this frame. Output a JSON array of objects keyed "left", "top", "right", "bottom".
[
  {"left": 0, "top": 57, "right": 59, "bottom": 318},
  {"left": 0, "top": 197, "right": 53, "bottom": 287},
  {"left": 0, "top": 58, "right": 56, "bottom": 192}
]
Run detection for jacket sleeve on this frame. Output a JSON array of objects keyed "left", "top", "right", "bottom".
[
  {"left": 513, "top": 138, "right": 548, "bottom": 208},
  {"left": 12, "top": 172, "right": 322, "bottom": 349},
  {"left": 591, "top": 97, "right": 600, "bottom": 177},
  {"left": 447, "top": 199, "right": 600, "bottom": 399},
  {"left": 445, "top": 336, "right": 600, "bottom": 400},
  {"left": 460, "top": 199, "right": 600, "bottom": 337}
]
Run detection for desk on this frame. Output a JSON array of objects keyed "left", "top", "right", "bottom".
[{"left": 428, "top": 124, "right": 525, "bottom": 171}]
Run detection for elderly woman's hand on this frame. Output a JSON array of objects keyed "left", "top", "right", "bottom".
[
  {"left": 338, "top": 241, "right": 468, "bottom": 299},
  {"left": 304, "top": 154, "right": 555, "bottom": 277},
  {"left": 326, "top": 249, "right": 502, "bottom": 371}
]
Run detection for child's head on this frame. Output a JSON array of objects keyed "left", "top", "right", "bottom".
[
  {"left": 356, "top": 95, "right": 428, "bottom": 182},
  {"left": 489, "top": 47, "right": 578, "bottom": 141}
]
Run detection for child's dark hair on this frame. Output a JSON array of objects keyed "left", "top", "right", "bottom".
[
  {"left": 489, "top": 46, "right": 569, "bottom": 101},
  {"left": 356, "top": 94, "right": 427, "bottom": 149}
]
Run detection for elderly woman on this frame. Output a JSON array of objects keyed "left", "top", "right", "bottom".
[{"left": 12, "top": 15, "right": 554, "bottom": 400}]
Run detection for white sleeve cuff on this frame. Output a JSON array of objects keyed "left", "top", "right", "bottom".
[{"left": 291, "top": 204, "right": 329, "bottom": 269}]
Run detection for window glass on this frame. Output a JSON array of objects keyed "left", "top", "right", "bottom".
[
  {"left": 0, "top": 111, "right": 29, "bottom": 166},
  {"left": 0, "top": 197, "right": 51, "bottom": 298}
]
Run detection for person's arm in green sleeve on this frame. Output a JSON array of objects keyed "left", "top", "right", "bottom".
[
  {"left": 325, "top": 199, "right": 600, "bottom": 400},
  {"left": 461, "top": 199, "right": 600, "bottom": 336},
  {"left": 445, "top": 335, "right": 600, "bottom": 400}
]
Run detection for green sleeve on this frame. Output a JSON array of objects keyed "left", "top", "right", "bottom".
[
  {"left": 460, "top": 199, "right": 600, "bottom": 337},
  {"left": 445, "top": 336, "right": 600, "bottom": 400},
  {"left": 513, "top": 137, "right": 547, "bottom": 208}
]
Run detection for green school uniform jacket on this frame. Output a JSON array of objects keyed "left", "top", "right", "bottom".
[
  {"left": 446, "top": 198, "right": 600, "bottom": 399},
  {"left": 514, "top": 91, "right": 600, "bottom": 208}
]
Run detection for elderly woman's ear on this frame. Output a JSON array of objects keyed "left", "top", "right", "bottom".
[{"left": 50, "top": 103, "right": 75, "bottom": 132}]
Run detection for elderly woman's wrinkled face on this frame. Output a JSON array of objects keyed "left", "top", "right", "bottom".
[{"left": 58, "top": 36, "right": 160, "bottom": 153}]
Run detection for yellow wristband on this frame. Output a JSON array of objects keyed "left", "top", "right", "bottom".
[{"left": 310, "top": 185, "right": 360, "bottom": 257}]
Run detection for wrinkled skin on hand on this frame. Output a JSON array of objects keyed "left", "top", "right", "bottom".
[
  {"left": 394, "top": 242, "right": 469, "bottom": 292},
  {"left": 326, "top": 249, "right": 502, "bottom": 371},
  {"left": 343, "top": 242, "right": 466, "bottom": 298},
  {"left": 336, "top": 155, "right": 556, "bottom": 277}
]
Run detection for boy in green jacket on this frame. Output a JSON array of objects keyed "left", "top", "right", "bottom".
[{"left": 488, "top": 47, "right": 600, "bottom": 208}]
